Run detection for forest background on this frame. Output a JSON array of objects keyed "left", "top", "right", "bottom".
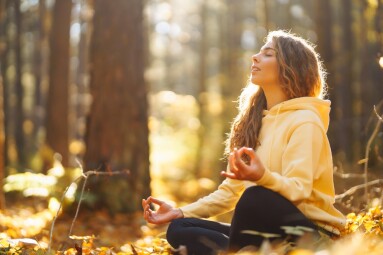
[{"left": 0, "top": 0, "right": 382, "bottom": 254}]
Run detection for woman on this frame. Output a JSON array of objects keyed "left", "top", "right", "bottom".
[{"left": 142, "top": 30, "right": 346, "bottom": 254}]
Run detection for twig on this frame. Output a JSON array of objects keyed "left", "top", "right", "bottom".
[
  {"left": 67, "top": 168, "right": 132, "bottom": 236},
  {"left": 47, "top": 175, "right": 83, "bottom": 254},
  {"left": 335, "top": 179, "right": 383, "bottom": 201},
  {"left": 374, "top": 105, "right": 383, "bottom": 123},
  {"left": 363, "top": 105, "right": 382, "bottom": 204},
  {"left": 68, "top": 158, "right": 87, "bottom": 237},
  {"left": 47, "top": 162, "right": 130, "bottom": 254},
  {"left": 333, "top": 171, "right": 365, "bottom": 179}
]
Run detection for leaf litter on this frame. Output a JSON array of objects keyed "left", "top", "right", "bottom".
[{"left": 2, "top": 197, "right": 383, "bottom": 254}]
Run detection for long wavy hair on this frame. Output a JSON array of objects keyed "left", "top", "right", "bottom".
[{"left": 224, "top": 30, "right": 327, "bottom": 158}]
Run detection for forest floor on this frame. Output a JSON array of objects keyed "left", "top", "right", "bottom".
[
  {"left": 0, "top": 197, "right": 172, "bottom": 254},
  {"left": 1, "top": 196, "right": 383, "bottom": 255}
]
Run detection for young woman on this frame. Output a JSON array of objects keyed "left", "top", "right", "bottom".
[{"left": 142, "top": 30, "right": 346, "bottom": 254}]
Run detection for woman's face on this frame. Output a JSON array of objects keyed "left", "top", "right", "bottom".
[{"left": 250, "top": 40, "right": 280, "bottom": 88}]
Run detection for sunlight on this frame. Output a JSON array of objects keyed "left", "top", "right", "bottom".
[
  {"left": 367, "top": 0, "right": 378, "bottom": 8},
  {"left": 64, "top": 183, "right": 78, "bottom": 202},
  {"left": 4, "top": 173, "right": 57, "bottom": 195}
]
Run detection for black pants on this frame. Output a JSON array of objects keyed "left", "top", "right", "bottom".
[{"left": 166, "top": 186, "right": 319, "bottom": 255}]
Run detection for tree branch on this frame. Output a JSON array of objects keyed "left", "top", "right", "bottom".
[
  {"left": 374, "top": 105, "right": 383, "bottom": 123},
  {"left": 47, "top": 161, "right": 130, "bottom": 254},
  {"left": 363, "top": 105, "right": 382, "bottom": 203},
  {"left": 335, "top": 179, "right": 383, "bottom": 201}
]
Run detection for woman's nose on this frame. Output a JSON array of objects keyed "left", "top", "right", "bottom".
[{"left": 252, "top": 54, "right": 259, "bottom": 62}]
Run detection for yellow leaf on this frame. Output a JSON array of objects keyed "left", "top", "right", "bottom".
[
  {"left": 288, "top": 249, "right": 315, "bottom": 255},
  {"left": 357, "top": 158, "right": 368, "bottom": 164},
  {"left": 347, "top": 212, "right": 356, "bottom": 220},
  {"left": 364, "top": 220, "right": 376, "bottom": 232}
]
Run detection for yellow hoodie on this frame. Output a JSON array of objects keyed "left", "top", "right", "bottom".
[{"left": 180, "top": 97, "right": 346, "bottom": 232}]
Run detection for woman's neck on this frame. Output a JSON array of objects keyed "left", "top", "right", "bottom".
[{"left": 263, "top": 87, "right": 288, "bottom": 110}]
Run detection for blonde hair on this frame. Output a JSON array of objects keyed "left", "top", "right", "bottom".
[{"left": 224, "top": 30, "right": 327, "bottom": 158}]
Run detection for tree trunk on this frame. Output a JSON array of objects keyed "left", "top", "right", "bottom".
[
  {"left": 0, "top": 0, "right": 7, "bottom": 209},
  {"left": 195, "top": 1, "right": 208, "bottom": 177},
  {"left": 335, "top": 0, "right": 354, "bottom": 161},
  {"left": 314, "top": 0, "right": 340, "bottom": 156},
  {"left": 0, "top": 63, "right": 5, "bottom": 209},
  {"left": 84, "top": 0, "right": 150, "bottom": 213},
  {"left": 263, "top": 0, "right": 270, "bottom": 31},
  {"left": 0, "top": 0, "right": 7, "bottom": 169},
  {"left": 221, "top": 0, "right": 247, "bottom": 140},
  {"left": 46, "top": 0, "right": 72, "bottom": 166},
  {"left": 73, "top": 1, "right": 91, "bottom": 141},
  {"left": 31, "top": 0, "right": 49, "bottom": 172},
  {"left": 14, "top": 0, "right": 24, "bottom": 167}
]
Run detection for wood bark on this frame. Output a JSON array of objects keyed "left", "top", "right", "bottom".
[
  {"left": 46, "top": 0, "right": 72, "bottom": 166},
  {"left": 0, "top": 0, "right": 7, "bottom": 209},
  {"left": 84, "top": 0, "right": 150, "bottom": 213},
  {"left": 14, "top": 0, "right": 24, "bottom": 166},
  {"left": 314, "top": 0, "right": 340, "bottom": 155},
  {"left": 336, "top": 0, "right": 354, "bottom": 161}
]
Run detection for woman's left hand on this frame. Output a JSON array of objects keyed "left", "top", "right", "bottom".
[{"left": 221, "top": 147, "right": 265, "bottom": 182}]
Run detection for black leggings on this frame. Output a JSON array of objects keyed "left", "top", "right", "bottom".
[{"left": 166, "top": 186, "right": 319, "bottom": 255}]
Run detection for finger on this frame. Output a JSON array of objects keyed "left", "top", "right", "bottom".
[
  {"left": 142, "top": 199, "right": 147, "bottom": 209},
  {"left": 229, "top": 152, "right": 238, "bottom": 173},
  {"left": 233, "top": 148, "right": 248, "bottom": 169},
  {"left": 148, "top": 197, "right": 164, "bottom": 206},
  {"left": 239, "top": 147, "right": 256, "bottom": 161},
  {"left": 147, "top": 211, "right": 156, "bottom": 224},
  {"left": 221, "top": 171, "right": 239, "bottom": 180}
]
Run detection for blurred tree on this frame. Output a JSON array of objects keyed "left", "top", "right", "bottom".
[
  {"left": 0, "top": 66, "right": 4, "bottom": 209},
  {"left": 0, "top": 0, "right": 8, "bottom": 171},
  {"left": 195, "top": 0, "right": 207, "bottom": 177},
  {"left": 314, "top": 0, "right": 340, "bottom": 154},
  {"left": 33, "top": 0, "right": 48, "bottom": 158},
  {"left": 221, "top": 0, "right": 247, "bottom": 141},
  {"left": 73, "top": 0, "right": 92, "bottom": 141},
  {"left": 263, "top": 0, "right": 270, "bottom": 31},
  {"left": 195, "top": 1, "right": 232, "bottom": 181},
  {"left": 336, "top": 0, "right": 354, "bottom": 160},
  {"left": 0, "top": 0, "right": 6, "bottom": 209},
  {"left": 83, "top": 0, "right": 150, "bottom": 213},
  {"left": 46, "top": 0, "right": 72, "bottom": 167},
  {"left": 327, "top": 0, "right": 354, "bottom": 162},
  {"left": 14, "top": 0, "right": 24, "bottom": 167},
  {"left": 360, "top": 0, "right": 383, "bottom": 169}
]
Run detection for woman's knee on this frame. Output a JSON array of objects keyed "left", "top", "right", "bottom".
[
  {"left": 243, "top": 186, "right": 276, "bottom": 198},
  {"left": 235, "top": 186, "right": 276, "bottom": 211},
  {"left": 166, "top": 218, "right": 186, "bottom": 246}
]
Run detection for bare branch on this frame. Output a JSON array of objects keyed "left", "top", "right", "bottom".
[
  {"left": 68, "top": 172, "right": 89, "bottom": 237},
  {"left": 47, "top": 174, "right": 83, "bottom": 254},
  {"left": 335, "top": 179, "right": 383, "bottom": 201},
  {"left": 333, "top": 171, "right": 365, "bottom": 179},
  {"left": 363, "top": 105, "right": 382, "bottom": 204},
  {"left": 47, "top": 166, "right": 130, "bottom": 254},
  {"left": 374, "top": 105, "right": 383, "bottom": 123}
]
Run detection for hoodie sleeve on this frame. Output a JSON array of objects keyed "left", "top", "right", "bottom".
[
  {"left": 180, "top": 174, "right": 245, "bottom": 218},
  {"left": 256, "top": 122, "right": 325, "bottom": 202}
]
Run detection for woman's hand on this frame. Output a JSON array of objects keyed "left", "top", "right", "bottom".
[
  {"left": 221, "top": 147, "right": 265, "bottom": 182},
  {"left": 142, "top": 196, "right": 184, "bottom": 224}
]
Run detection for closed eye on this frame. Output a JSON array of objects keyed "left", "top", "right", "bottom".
[{"left": 260, "top": 46, "right": 277, "bottom": 56}]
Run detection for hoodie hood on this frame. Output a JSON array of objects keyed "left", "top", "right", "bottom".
[{"left": 263, "top": 97, "right": 331, "bottom": 131}]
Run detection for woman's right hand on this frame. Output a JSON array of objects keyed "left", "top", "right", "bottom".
[{"left": 142, "top": 196, "right": 184, "bottom": 224}]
